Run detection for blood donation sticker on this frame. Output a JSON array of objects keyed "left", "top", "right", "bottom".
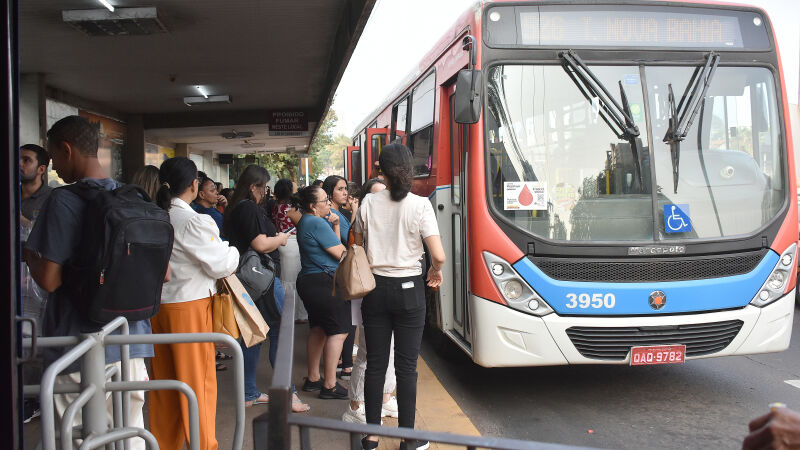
[{"left": 504, "top": 182, "right": 547, "bottom": 211}]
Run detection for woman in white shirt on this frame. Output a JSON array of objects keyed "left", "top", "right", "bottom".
[
  {"left": 150, "top": 157, "right": 239, "bottom": 450},
  {"left": 353, "top": 144, "right": 445, "bottom": 450}
]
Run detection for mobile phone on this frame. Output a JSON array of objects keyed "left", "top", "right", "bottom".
[{"left": 285, "top": 227, "right": 296, "bottom": 233}]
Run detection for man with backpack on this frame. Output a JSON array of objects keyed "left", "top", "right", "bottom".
[{"left": 23, "top": 115, "right": 168, "bottom": 450}]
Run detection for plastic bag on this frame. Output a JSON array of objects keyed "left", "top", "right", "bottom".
[{"left": 20, "top": 222, "right": 46, "bottom": 337}]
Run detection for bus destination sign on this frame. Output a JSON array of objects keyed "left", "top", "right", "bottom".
[
  {"left": 484, "top": 5, "right": 770, "bottom": 50},
  {"left": 520, "top": 10, "right": 743, "bottom": 48}
]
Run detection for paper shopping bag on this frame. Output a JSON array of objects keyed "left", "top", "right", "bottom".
[
  {"left": 222, "top": 274, "right": 269, "bottom": 347},
  {"left": 211, "top": 283, "right": 240, "bottom": 340}
]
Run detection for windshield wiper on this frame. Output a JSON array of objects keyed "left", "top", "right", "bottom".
[
  {"left": 663, "top": 52, "right": 720, "bottom": 193},
  {"left": 559, "top": 50, "right": 644, "bottom": 188}
]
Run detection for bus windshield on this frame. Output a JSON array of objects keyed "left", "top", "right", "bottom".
[{"left": 486, "top": 64, "right": 784, "bottom": 242}]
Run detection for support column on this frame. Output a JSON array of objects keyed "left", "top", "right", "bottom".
[
  {"left": 175, "top": 143, "right": 189, "bottom": 158},
  {"left": 19, "top": 73, "right": 45, "bottom": 146},
  {"left": 123, "top": 114, "right": 145, "bottom": 183}
]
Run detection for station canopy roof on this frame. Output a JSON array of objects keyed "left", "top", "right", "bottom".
[{"left": 19, "top": 0, "right": 375, "bottom": 154}]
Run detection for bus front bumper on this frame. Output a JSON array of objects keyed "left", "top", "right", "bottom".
[{"left": 469, "top": 291, "right": 795, "bottom": 367}]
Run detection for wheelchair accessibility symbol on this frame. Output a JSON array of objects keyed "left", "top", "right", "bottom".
[{"left": 664, "top": 204, "right": 691, "bottom": 233}]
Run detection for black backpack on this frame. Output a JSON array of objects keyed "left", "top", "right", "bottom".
[{"left": 63, "top": 181, "right": 174, "bottom": 324}]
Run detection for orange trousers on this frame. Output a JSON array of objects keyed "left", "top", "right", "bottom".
[{"left": 149, "top": 298, "right": 218, "bottom": 450}]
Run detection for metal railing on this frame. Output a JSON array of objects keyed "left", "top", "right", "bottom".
[
  {"left": 255, "top": 291, "right": 594, "bottom": 450},
  {"left": 22, "top": 316, "right": 245, "bottom": 450}
]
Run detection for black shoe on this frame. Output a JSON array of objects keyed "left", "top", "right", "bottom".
[
  {"left": 338, "top": 369, "right": 352, "bottom": 381},
  {"left": 399, "top": 440, "right": 429, "bottom": 450},
  {"left": 361, "top": 437, "right": 379, "bottom": 450},
  {"left": 301, "top": 377, "right": 323, "bottom": 392},
  {"left": 318, "top": 382, "right": 348, "bottom": 399}
]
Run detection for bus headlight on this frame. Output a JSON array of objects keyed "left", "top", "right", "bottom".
[
  {"left": 750, "top": 243, "right": 796, "bottom": 307},
  {"left": 483, "top": 251, "right": 553, "bottom": 317}
]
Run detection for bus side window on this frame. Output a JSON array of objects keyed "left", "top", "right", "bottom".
[{"left": 409, "top": 72, "right": 435, "bottom": 177}]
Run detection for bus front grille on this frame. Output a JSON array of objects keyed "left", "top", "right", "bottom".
[
  {"left": 565, "top": 320, "right": 744, "bottom": 361},
  {"left": 530, "top": 250, "right": 766, "bottom": 282}
]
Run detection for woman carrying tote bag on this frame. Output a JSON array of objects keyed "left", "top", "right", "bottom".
[{"left": 353, "top": 144, "right": 445, "bottom": 450}]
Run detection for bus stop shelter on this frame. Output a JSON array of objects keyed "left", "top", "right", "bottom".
[{"left": 2, "top": 0, "right": 376, "bottom": 446}]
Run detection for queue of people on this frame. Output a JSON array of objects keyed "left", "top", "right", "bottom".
[{"left": 18, "top": 117, "right": 800, "bottom": 450}]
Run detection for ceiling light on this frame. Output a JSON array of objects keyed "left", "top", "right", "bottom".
[
  {"left": 195, "top": 85, "right": 209, "bottom": 99},
  {"left": 183, "top": 95, "right": 231, "bottom": 106},
  {"left": 98, "top": 0, "right": 114, "bottom": 12},
  {"left": 62, "top": 7, "right": 167, "bottom": 36}
]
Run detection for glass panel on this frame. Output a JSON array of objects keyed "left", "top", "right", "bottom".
[
  {"left": 410, "top": 125, "right": 433, "bottom": 177},
  {"left": 486, "top": 64, "right": 653, "bottom": 241},
  {"left": 452, "top": 214, "right": 463, "bottom": 327},
  {"left": 396, "top": 98, "right": 409, "bottom": 136},
  {"left": 351, "top": 151, "right": 361, "bottom": 184},
  {"left": 410, "top": 73, "right": 435, "bottom": 133},
  {"left": 646, "top": 66, "right": 783, "bottom": 239},
  {"left": 451, "top": 95, "right": 462, "bottom": 206}
]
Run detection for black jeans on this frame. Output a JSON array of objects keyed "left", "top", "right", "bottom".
[{"left": 362, "top": 274, "right": 425, "bottom": 429}]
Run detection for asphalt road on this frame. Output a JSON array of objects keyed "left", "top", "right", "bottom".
[{"left": 420, "top": 304, "right": 800, "bottom": 450}]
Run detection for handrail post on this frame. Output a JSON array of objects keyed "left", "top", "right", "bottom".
[
  {"left": 80, "top": 333, "right": 108, "bottom": 449},
  {"left": 263, "top": 291, "right": 296, "bottom": 450}
]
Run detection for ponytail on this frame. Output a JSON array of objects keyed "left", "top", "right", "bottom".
[
  {"left": 290, "top": 185, "right": 322, "bottom": 213},
  {"left": 379, "top": 143, "right": 413, "bottom": 201},
  {"left": 156, "top": 157, "right": 198, "bottom": 211}
]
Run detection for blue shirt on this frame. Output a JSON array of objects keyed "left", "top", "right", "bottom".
[
  {"left": 297, "top": 214, "right": 341, "bottom": 277},
  {"left": 193, "top": 203, "right": 225, "bottom": 238},
  {"left": 330, "top": 208, "right": 350, "bottom": 244},
  {"left": 26, "top": 178, "right": 154, "bottom": 373}
]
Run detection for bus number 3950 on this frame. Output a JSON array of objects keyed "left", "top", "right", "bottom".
[{"left": 565, "top": 293, "right": 616, "bottom": 309}]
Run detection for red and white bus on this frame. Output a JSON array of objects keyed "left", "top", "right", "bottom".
[{"left": 347, "top": 0, "right": 797, "bottom": 367}]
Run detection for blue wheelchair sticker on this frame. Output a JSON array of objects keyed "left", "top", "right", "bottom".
[{"left": 664, "top": 204, "right": 691, "bottom": 233}]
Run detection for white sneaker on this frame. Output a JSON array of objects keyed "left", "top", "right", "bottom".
[
  {"left": 381, "top": 396, "right": 399, "bottom": 418},
  {"left": 342, "top": 403, "right": 366, "bottom": 424},
  {"left": 342, "top": 403, "right": 383, "bottom": 424}
]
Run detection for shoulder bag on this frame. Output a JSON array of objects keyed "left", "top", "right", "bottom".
[{"left": 332, "top": 244, "right": 375, "bottom": 300}]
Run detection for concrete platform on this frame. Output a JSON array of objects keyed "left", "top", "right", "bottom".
[{"left": 23, "top": 325, "right": 479, "bottom": 450}]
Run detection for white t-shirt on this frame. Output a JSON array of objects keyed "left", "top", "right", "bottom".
[{"left": 353, "top": 189, "right": 440, "bottom": 277}]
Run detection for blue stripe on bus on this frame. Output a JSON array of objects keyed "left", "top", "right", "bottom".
[
  {"left": 511, "top": 251, "right": 778, "bottom": 315},
  {"left": 427, "top": 185, "right": 450, "bottom": 199}
]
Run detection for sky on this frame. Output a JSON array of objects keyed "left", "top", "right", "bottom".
[{"left": 331, "top": 0, "right": 799, "bottom": 138}]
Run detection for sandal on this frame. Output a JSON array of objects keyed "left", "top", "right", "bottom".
[
  {"left": 302, "top": 377, "right": 323, "bottom": 392},
  {"left": 291, "top": 393, "right": 311, "bottom": 413},
  {"left": 245, "top": 393, "right": 269, "bottom": 407},
  {"left": 215, "top": 362, "right": 227, "bottom": 371},
  {"left": 216, "top": 351, "right": 232, "bottom": 361}
]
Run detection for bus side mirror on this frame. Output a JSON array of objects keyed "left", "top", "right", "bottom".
[{"left": 454, "top": 69, "right": 482, "bottom": 124}]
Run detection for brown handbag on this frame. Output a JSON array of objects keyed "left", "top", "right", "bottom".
[
  {"left": 332, "top": 244, "right": 376, "bottom": 300},
  {"left": 211, "top": 281, "right": 240, "bottom": 340}
]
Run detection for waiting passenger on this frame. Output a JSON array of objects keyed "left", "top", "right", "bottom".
[
  {"left": 19, "top": 143, "right": 52, "bottom": 227},
  {"left": 130, "top": 165, "right": 160, "bottom": 203},
  {"left": 193, "top": 174, "right": 226, "bottom": 234},
  {"left": 222, "top": 166, "right": 309, "bottom": 411},
  {"left": 271, "top": 178, "right": 308, "bottom": 324},
  {"left": 342, "top": 177, "right": 399, "bottom": 424},
  {"left": 23, "top": 116, "right": 155, "bottom": 450},
  {"left": 151, "top": 156, "right": 240, "bottom": 450},
  {"left": 293, "top": 186, "right": 350, "bottom": 399},
  {"left": 354, "top": 144, "right": 445, "bottom": 450}
]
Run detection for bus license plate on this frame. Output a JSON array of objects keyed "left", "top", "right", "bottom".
[{"left": 630, "top": 345, "right": 685, "bottom": 366}]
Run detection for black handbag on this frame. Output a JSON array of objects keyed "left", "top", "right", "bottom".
[{"left": 236, "top": 248, "right": 278, "bottom": 321}]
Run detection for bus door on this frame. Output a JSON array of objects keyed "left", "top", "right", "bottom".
[
  {"left": 345, "top": 146, "right": 360, "bottom": 183},
  {"left": 348, "top": 146, "right": 363, "bottom": 185},
  {"left": 447, "top": 84, "right": 469, "bottom": 340},
  {"left": 366, "top": 128, "right": 389, "bottom": 179}
]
